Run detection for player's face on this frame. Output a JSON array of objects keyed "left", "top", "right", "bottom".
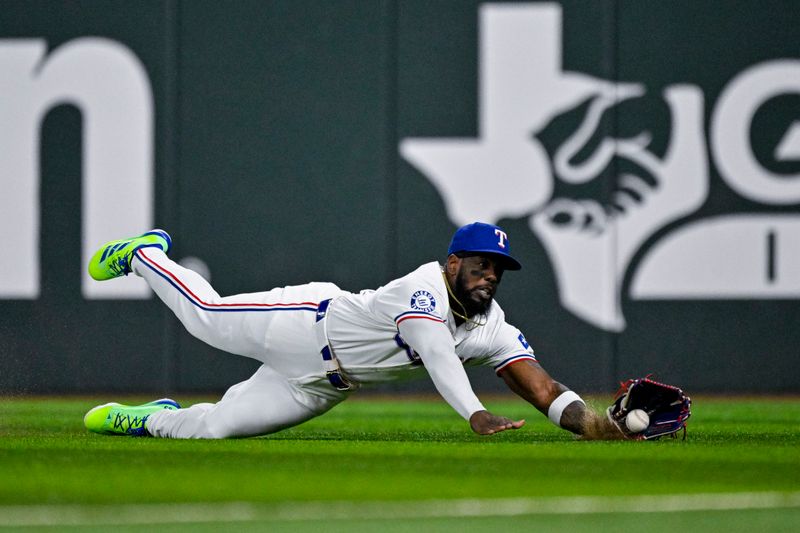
[{"left": 454, "top": 255, "right": 505, "bottom": 316}]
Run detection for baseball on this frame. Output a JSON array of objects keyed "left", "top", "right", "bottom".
[{"left": 625, "top": 409, "right": 649, "bottom": 433}]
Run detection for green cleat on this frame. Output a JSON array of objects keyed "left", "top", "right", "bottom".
[
  {"left": 84, "top": 398, "right": 180, "bottom": 436},
  {"left": 88, "top": 229, "right": 172, "bottom": 281}
]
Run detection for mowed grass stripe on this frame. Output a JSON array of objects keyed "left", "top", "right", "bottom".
[
  {"left": 1, "top": 395, "right": 798, "bottom": 522},
  {"left": 1, "top": 492, "right": 800, "bottom": 527}
]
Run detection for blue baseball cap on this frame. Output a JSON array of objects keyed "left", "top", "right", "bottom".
[{"left": 448, "top": 222, "right": 522, "bottom": 270}]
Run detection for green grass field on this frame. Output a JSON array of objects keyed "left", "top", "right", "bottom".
[{"left": 1, "top": 395, "right": 799, "bottom": 531}]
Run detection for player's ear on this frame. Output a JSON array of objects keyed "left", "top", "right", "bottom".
[{"left": 446, "top": 254, "right": 461, "bottom": 276}]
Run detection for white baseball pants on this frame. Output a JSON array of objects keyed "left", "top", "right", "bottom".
[{"left": 131, "top": 247, "right": 348, "bottom": 438}]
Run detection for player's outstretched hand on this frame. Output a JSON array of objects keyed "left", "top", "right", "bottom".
[{"left": 469, "top": 410, "right": 525, "bottom": 435}]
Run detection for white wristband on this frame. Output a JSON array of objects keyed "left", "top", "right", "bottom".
[{"left": 547, "top": 391, "right": 585, "bottom": 427}]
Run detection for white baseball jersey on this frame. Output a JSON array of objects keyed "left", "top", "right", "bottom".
[
  {"left": 326, "top": 261, "right": 537, "bottom": 417},
  {"left": 328, "top": 261, "right": 535, "bottom": 375}
]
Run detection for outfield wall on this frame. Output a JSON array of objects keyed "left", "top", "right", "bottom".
[{"left": 1, "top": 1, "right": 799, "bottom": 395}]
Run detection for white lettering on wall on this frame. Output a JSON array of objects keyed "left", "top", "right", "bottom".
[
  {"left": 711, "top": 61, "right": 800, "bottom": 205},
  {"left": 0, "top": 38, "right": 154, "bottom": 299}
]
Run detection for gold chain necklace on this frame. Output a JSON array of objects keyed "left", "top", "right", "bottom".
[{"left": 441, "top": 271, "right": 487, "bottom": 330}]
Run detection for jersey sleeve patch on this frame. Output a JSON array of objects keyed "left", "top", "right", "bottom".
[
  {"left": 494, "top": 353, "right": 537, "bottom": 374},
  {"left": 517, "top": 333, "right": 530, "bottom": 350},
  {"left": 396, "top": 288, "right": 442, "bottom": 324},
  {"left": 410, "top": 290, "right": 436, "bottom": 313}
]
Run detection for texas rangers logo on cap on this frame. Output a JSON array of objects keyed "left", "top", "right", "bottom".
[
  {"left": 410, "top": 290, "right": 437, "bottom": 313},
  {"left": 448, "top": 222, "right": 522, "bottom": 270}
]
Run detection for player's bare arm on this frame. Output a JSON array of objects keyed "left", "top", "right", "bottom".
[{"left": 500, "top": 359, "right": 622, "bottom": 439}]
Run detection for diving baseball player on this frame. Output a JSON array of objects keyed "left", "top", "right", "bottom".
[{"left": 84, "top": 222, "right": 619, "bottom": 439}]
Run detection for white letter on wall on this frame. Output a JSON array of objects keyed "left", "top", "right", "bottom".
[
  {"left": 711, "top": 60, "right": 800, "bottom": 204},
  {"left": 0, "top": 38, "right": 154, "bottom": 299}
]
